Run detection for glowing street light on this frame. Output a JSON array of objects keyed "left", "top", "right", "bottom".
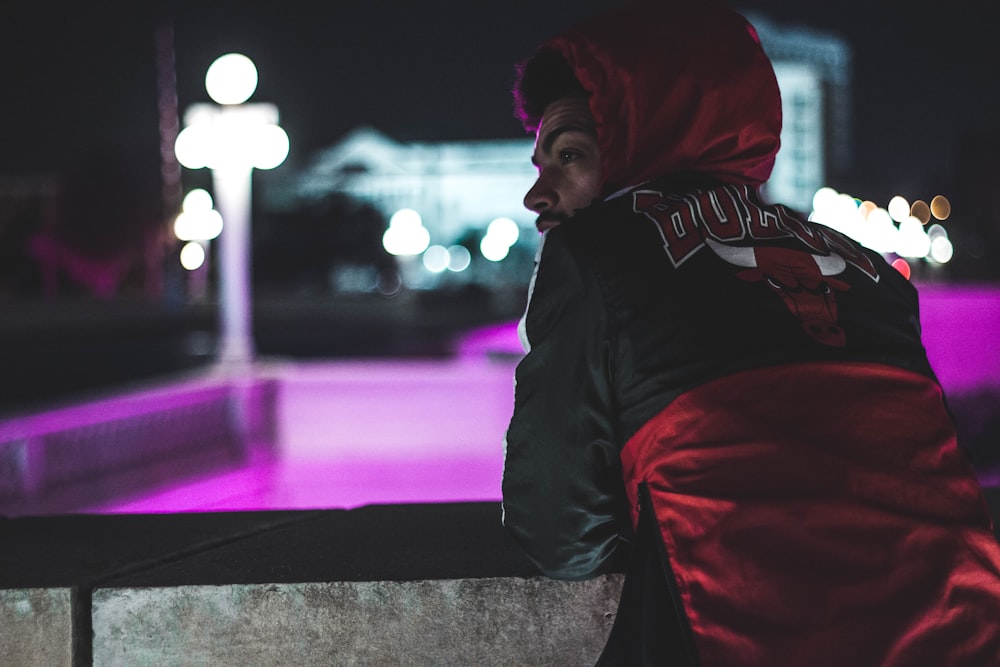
[
  {"left": 480, "top": 217, "right": 521, "bottom": 262},
  {"left": 809, "top": 186, "right": 955, "bottom": 275},
  {"left": 173, "top": 189, "right": 224, "bottom": 301},
  {"left": 174, "top": 53, "right": 289, "bottom": 365},
  {"left": 382, "top": 208, "right": 430, "bottom": 256},
  {"left": 174, "top": 189, "right": 223, "bottom": 244}
]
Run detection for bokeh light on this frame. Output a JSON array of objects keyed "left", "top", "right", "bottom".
[
  {"left": 929, "top": 236, "right": 954, "bottom": 263},
  {"left": 480, "top": 236, "right": 510, "bottom": 262},
  {"left": 809, "top": 186, "right": 951, "bottom": 266},
  {"left": 183, "top": 188, "right": 214, "bottom": 212},
  {"left": 180, "top": 241, "right": 207, "bottom": 271},
  {"left": 891, "top": 258, "right": 911, "bottom": 280},
  {"left": 812, "top": 187, "right": 838, "bottom": 214},
  {"left": 173, "top": 209, "right": 223, "bottom": 241},
  {"left": 897, "top": 216, "right": 932, "bottom": 258},
  {"left": 205, "top": 53, "right": 258, "bottom": 105},
  {"left": 173, "top": 125, "right": 213, "bottom": 169},
  {"left": 487, "top": 217, "right": 520, "bottom": 247},
  {"left": 174, "top": 114, "right": 289, "bottom": 172},
  {"left": 252, "top": 124, "right": 291, "bottom": 170},
  {"left": 174, "top": 189, "right": 223, "bottom": 241},
  {"left": 383, "top": 208, "right": 430, "bottom": 256},
  {"left": 858, "top": 200, "right": 877, "bottom": 220},
  {"left": 887, "top": 195, "right": 910, "bottom": 223},
  {"left": 910, "top": 199, "right": 931, "bottom": 225},
  {"left": 930, "top": 195, "right": 951, "bottom": 220},
  {"left": 864, "top": 207, "right": 899, "bottom": 254},
  {"left": 447, "top": 245, "right": 471, "bottom": 272},
  {"left": 422, "top": 245, "right": 450, "bottom": 273},
  {"left": 479, "top": 217, "right": 522, "bottom": 262}
]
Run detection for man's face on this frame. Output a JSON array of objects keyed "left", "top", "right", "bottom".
[{"left": 524, "top": 97, "right": 602, "bottom": 232}]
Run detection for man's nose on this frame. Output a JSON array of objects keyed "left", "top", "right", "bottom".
[{"left": 523, "top": 176, "right": 557, "bottom": 213}]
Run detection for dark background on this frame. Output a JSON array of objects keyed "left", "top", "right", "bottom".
[{"left": 2, "top": 0, "right": 997, "bottom": 200}]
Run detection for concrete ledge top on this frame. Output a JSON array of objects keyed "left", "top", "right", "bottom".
[
  {"left": 1, "top": 502, "right": 548, "bottom": 590},
  {"left": 4, "top": 491, "right": 995, "bottom": 591}
]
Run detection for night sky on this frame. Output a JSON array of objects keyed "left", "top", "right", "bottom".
[{"left": 1, "top": 0, "right": 997, "bottom": 207}]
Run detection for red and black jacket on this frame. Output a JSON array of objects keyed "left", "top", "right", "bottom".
[
  {"left": 503, "top": 173, "right": 1000, "bottom": 665},
  {"left": 502, "top": 2, "right": 1000, "bottom": 664}
]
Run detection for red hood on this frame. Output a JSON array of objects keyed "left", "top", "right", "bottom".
[{"left": 543, "top": 1, "right": 782, "bottom": 193}]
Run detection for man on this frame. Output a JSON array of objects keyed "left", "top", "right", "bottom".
[{"left": 500, "top": 1, "right": 1000, "bottom": 665}]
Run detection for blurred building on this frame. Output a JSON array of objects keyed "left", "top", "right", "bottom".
[
  {"left": 287, "top": 126, "right": 537, "bottom": 248},
  {"left": 748, "top": 13, "right": 852, "bottom": 213},
  {"left": 263, "top": 128, "right": 538, "bottom": 292}
]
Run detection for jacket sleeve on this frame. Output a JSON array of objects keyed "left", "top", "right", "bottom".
[{"left": 502, "top": 230, "right": 629, "bottom": 580}]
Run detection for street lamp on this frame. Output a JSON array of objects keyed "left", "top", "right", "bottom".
[
  {"left": 174, "top": 53, "right": 289, "bottom": 365},
  {"left": 174, "top": 188, "right": 224, "bottom": 300}
]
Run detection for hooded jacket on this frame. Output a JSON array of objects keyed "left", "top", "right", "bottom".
[{"left": 501, "top": 2, "right": 1000, "bottom": 665}]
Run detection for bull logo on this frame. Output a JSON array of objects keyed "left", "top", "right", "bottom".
[{"left": 706, "top": 238, "right": 851, "bottom": 347}]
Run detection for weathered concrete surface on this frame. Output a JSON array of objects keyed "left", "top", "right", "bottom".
[
  {"left": 0, "top": 588, "right": 73, "bottom": 667},
  {"left": 93, "top": 575, "right": 624, "bottom": 667}
]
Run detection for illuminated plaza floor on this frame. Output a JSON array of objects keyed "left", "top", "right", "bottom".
[
  {"left": 85, "top": 451, "right": 504, "bottom": 514},
  {"left": 82, "top": 354, "right": 517, "bottom": 514}
]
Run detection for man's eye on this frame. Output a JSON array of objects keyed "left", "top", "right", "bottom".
[{"left": 558, "top": 149, "right": 579, "bottom": 163}]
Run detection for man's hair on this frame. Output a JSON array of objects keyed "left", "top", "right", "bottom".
[{"left": 513, "top": 49, "right": 590, "bottom": 132}]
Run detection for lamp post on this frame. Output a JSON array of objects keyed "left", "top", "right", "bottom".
[{"left": 174, "top": 53, "right": 289, "bottom": 366}]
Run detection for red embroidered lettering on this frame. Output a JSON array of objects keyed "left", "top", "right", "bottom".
[
  {"left": 695, "top": 188, "right": 746, "bottom": 242},
  {"left": 634, "top": 191, "right": 705, "bottom": 267}
]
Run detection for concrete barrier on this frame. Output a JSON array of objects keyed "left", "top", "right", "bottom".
[
  {"left": 0, "top": 503, "right": 625, "bottom": 665},
  {"left": 0, "top": 588, "right": 74, "bottom": 667},
  {"left": 92, "top": 576, "right": 623, "bottom": 666},
  {"left": 3, "top": 494, "right": 998, "bottom": 664}
]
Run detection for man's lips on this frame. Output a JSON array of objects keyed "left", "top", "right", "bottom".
[{"left": 535, "top": 213, "right": 570, "bottom": 232}]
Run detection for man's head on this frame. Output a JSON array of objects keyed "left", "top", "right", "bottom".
[
  {"left": 513, "top": 0, "right": 782, "bottom": 218},
  {"left": 515, "top": 50, "right": 601, "bottom": 231}
]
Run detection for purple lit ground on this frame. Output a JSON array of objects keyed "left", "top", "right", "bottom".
[
  {"left": 915, "top": 284, "right": 1000, "bottom": 391},
  {"left": 85, "top": 356, "right": 519, "bottom": 514},
  {"left": 85, "top": 450, "right": 505, "bottom": 514},
  {"left": 86, "top": 284, "right": 999, "bottom": 514}
]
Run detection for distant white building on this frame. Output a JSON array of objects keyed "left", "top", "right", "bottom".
[
  {"left": 288, "top": 127, "right": 537, "bottom": 248},
  {"left": 749, "top": 12, "right": 852, "bottom": 212},
  {"left": 275, "top": 16, "right": 850, "bottom": 262}
]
